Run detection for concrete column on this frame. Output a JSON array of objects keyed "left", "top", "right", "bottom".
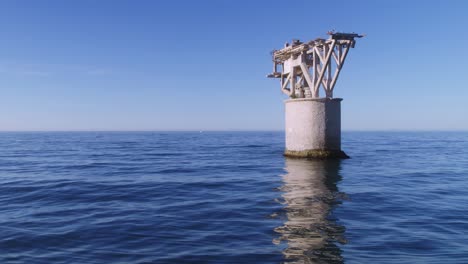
[{"left": 284, "top": 98, "right": 349, "bottom": 159}]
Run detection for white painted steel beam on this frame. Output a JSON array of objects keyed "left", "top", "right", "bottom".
[{"left": 268, "top": 32, "right": 362, "bottom": 99}]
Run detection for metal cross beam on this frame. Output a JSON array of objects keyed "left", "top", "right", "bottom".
[{"left": 267, "top": 32, "right": 363, "bottom": 99}]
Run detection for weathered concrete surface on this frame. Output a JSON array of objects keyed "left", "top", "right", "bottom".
[
  {"left": 285, "top": 98, "right": 349, "bottom": 159},
  {"left": 284, "top": 149, "right": 349, "bottom": 159}
]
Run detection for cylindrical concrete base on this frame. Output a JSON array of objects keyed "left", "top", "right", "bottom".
[{"left": 284, "top": 98, "right": 349, "bottom": 159}]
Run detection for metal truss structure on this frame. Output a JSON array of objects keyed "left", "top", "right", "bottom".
[{"left": 267, "top": 32, "right": 363, "bottom": 98}]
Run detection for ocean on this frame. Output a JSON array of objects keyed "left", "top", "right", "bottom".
[{"left": 0, "top": 131, "right": 467, "bottom": 263}]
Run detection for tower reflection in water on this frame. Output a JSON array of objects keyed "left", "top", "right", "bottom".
[{"left": 274, "top": 158, "right": 347, "bottom": 264}]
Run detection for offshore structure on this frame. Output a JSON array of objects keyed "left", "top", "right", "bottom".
[{"left": 268, "top": 31, "right": 363, "bottom": 158}]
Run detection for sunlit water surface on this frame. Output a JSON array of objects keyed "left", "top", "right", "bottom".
[{"left": 0, "top": 132, "right": 467, "bottom": 263}]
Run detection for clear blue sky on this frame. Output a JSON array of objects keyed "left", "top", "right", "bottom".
[{"left": 0, "top": 0, "right": 467, "bottom": 131}]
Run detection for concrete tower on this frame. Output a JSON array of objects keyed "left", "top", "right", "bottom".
[{"left": 268, "top": 32, "right": 363, "bottom": 159}]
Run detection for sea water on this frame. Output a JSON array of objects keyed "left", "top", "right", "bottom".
[{"left": 0, "top": 131, "right": 467, "bottom": 263}]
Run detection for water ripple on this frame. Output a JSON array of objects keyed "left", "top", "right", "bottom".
[{"left": 0, "top": 131, "right": 467, "bottom": 263}]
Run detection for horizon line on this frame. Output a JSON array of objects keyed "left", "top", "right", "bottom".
[{"left": 0, "top": 129, "right": 467, "bottom": 133}]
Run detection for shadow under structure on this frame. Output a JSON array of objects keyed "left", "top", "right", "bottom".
[{"left": 274, "top": 158, "right": 347, "bottom": 264}]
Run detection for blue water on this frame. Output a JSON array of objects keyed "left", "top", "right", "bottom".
[{"left": 0, "top": 132, "right": 467, "bottom": 263}]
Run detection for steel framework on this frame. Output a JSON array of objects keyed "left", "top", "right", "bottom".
[{"left": 267, "top": 32, "right": 363, "bottom": 98}]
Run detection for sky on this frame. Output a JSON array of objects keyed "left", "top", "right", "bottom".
[{"left": 0, "top": 0, "right": 467, "bottom": 131}]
